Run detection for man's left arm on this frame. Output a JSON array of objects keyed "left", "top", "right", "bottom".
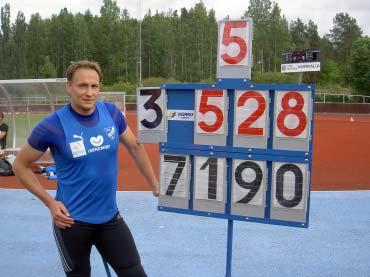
[{"left": 119, "top": 126, "right": 159, "bottom": 196}]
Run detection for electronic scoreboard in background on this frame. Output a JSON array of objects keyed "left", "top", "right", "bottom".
[{"left": 137, "top": 18, "right": 315, "bottom": 228}]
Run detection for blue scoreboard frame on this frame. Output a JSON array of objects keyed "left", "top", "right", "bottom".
[{"left": 138, "top": 80, "right": 315, "bottom": 229}]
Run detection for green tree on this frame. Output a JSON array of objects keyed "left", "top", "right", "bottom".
[
  {"left": 244, "top": 0, "right": 272, "bottom": 74},
  {"left": 317, "top": 59, "right": 343, "bottom": 86},
  {"left": 50, "top": 8, "right": 79, "bottom": 76},
  {"left": 306, "top": 20, "right": 320, "bottom": 49},
  {"left": 350, "top": 36, "right": 370, "bottom": 94},
  {"left": 319, "top": 35, "right": 335, "bottom": 60},
  {"left": 97, "top": 0, "right": 121, "bottom": 84},
  {"left": 39, "top": 55, "right": 57, "bottom": 78},
  {"left": 329, "top": 13, "right": 363, "bottom": 63},
  {"left": 26, "top": 13, "right": 47, "bottom": 78},
  {"left": 267, "top": 2, "right": 291, "bottom": 72},
  {"left": 0, "top": 4, "right": 11, "bottom": 78},
  {"left": 11, "top": 11, "right": 28, "bottom": 78},
  {"left": 289, "top": 18, "right": 309, "bottom": 49}
]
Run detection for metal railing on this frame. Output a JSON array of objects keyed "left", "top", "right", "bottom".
[
  {"left": 315, "top": 93, "right": 370, "bottom": 104},
  {"left": 0, "top": 92, "right": 127, "bottom": 106},
  {"left": 0, "top": 96, "right": 49, "bottom": 105}
]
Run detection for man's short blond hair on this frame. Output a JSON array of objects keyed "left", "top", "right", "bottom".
[{"left": 66, "top": 61, "right": 102, "bottom": 82}]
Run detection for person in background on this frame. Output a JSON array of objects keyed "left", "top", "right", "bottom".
[
  {"left": 13, "top": 60, "right": 159, "bottom": 277},
  {"left": 0, "top": 111, "right": 9, "bottom": 149}
]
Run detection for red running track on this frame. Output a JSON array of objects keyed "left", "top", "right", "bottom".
[{"left": 1, "top": 113, "right": 369, "bottom": 191}]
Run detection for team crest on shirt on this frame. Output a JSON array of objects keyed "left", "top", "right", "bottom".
[{"left": 104, "top": 126, "right": 116, "bottom": 139}]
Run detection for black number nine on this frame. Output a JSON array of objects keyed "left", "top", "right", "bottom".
[
  {"left": 234, "top": 161, "right": 262, "bottom": 204},
  {"left": 140, "top": 89, "right": 163, "bottom": 129},
  {"left": 276, "top": 164, "right": 303, "bottom": 208},
  {"left": 200, "top": 157, "right": 218, "bottom": 200},
  {"left": 164, "top": 155, "right": 186, "bottom": 196}
]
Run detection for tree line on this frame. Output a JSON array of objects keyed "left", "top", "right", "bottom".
[{"left": 0, "top": 0, "right": 369, "bottom": 94}]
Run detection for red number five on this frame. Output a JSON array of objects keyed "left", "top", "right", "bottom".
[
  {"left": 238, "top": 91, "right": 266, "bottom": 135},
  {"left": 221, "top": 21, "right": 247, "bottom": 64},
  {"left": 198, "top": 90, "right": 224, "bottom": 133},
  {"left": 277, "top": 92, "right": 307, "bottom": 137}
]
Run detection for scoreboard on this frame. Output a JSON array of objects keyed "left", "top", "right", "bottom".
[
  {"left": 137, "top": 82, "right": 314, "bottom": 228},
  {"left": 136, "top": 18, "right": 315, "bottom": 229}
]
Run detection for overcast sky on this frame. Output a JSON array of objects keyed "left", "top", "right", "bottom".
[{"left": 4, "top": 0, "right": 370, "bottom": 36}]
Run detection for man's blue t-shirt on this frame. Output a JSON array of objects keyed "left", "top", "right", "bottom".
[
  {"left": 28, "top": 102, "right": 127, "bottom": 224},
  {"left": 28, "top": 102, "right": 126, "bottom": 154}
]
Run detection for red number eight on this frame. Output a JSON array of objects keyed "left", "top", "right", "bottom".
[
  {"left": 277, "top": 92, "right": 307, "bottom": 137},
  {"left": 198, "top": 90, "right": 224, "bottom": 133},
  {"left": 237, "top": 91, "right": 265, "bottom": 135},
  {"left": 221, "top": 21, "right": 247, "bottom": 65}
]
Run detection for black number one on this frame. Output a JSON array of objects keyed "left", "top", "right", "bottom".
[
  {"left": 140, "top": 89, "right": 163, "bottom": 129},
  {"left": 276, "top": 164, "right": 303, "bottom": 208},
  {"left": 200, "top": 157, "right": 218, "bottom": 200},
  {"left": 164, "top": 155, "right": 186, "bottom": 196},
  {"left": 234, "top": 161, "right": 262, "bottom": 204}
]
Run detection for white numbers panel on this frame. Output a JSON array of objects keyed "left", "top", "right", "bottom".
[
  {"left": 270, "top": 162, "right": 309, "bottom": 223},
  {"left": 195, "top": 89, "right": 227, "bottom": 135},
  {"left": 194, "top": 156, "right": 226, "bottom": 202},
  {"left": 216, "top": 18, "right": 253, "bottom": 79},
  {"left": 232, "top": 159, "right": 266, "bottom": 206},
  {"left": 235, "top": 90, "right": 268, "bottom": 136},
  {"left": 231, "top": 159, "right": 267, "bottom": 218},
  {"left": 271, "top": 162, "right": 308, "bottom": 210},
  {"left": 274, "top": 91, "right": 310, "bottom": 139},
  {"left": 233, "top": 90, "right": 269, "bottom": 148},
  {"left": 137, "top": 88, "right": 167, "bottom": 143},
  {"left": 160, "top": 154, "right": 190, "bottom": 198},
  {"left": 218, "top": 20, "right": 251, "bottom": 67}
]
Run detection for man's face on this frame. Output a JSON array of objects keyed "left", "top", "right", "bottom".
[{"left": 66, "top": 68, "right": 100, "bottom": 115}]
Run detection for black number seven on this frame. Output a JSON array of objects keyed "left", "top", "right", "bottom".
[
  {"left": 164, "top": 155, "right": 186, "bottom": 196},
  {"left": 140, "top": 89, "right": 163, "bottom": 129},
  {"left": 276, "top": 164, "right": 303, "bottom": 208},
  {"left": 200, "top": 157, "right": 218, "bottom": 200},
  {"left": 234, "top": 161, "right": 262, "bottom": 204}
]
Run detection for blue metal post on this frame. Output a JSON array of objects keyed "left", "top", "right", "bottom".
[{"left": 225, "top": 219, "right": 234, "bottom": 277}]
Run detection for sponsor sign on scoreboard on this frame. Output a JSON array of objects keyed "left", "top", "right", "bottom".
[{"left": 281, "top": 62, "right": 321, "bottom": 73}]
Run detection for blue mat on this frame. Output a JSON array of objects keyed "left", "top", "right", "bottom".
[{"left": 0, "top": 189, "right": 369, "bottom": 277}]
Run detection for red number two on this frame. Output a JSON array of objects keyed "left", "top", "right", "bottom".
[{"left": 237, "top": 91, "right": 266, "bottom": 136}]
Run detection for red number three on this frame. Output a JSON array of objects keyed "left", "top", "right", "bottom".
[{"left": 221, "top": 21, "right": 247, "bottom": 65}]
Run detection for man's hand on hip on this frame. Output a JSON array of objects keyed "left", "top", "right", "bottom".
[{"left": 48, "top": 200, "right": 74, "bottom": 229}]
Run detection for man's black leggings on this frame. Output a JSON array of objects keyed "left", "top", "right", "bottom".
[{"left": 52, "top": 212, "right": 147, "bottom": 277}]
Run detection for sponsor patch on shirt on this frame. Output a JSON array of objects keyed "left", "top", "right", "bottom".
[
  {"left": 70, "top": 140, "right": 87, "bottom": 158},
  {"left": 90, "top": 135, "right": 104, "bottom": 147}
]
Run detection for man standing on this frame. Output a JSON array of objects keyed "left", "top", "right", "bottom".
[
  {"left": 13, "top": 60, "right": 159, "bottom": 277},
  {"left": 0, "top": 111, "right": 8, "bottom": 149}
]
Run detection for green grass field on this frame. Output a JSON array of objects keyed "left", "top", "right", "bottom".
[{"left": 6, "top": 114, "right": 48, "bottom": 148}]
